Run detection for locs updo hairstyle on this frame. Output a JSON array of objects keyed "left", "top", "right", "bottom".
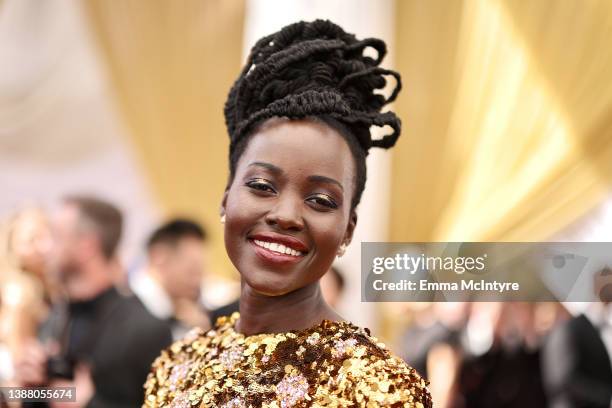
[{"left": 224, "top": 19, "right": 402, "bottom": 210}]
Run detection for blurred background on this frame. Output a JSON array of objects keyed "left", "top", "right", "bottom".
[{"left": 1, "top": 0, "right": 612, "bottom": 407}]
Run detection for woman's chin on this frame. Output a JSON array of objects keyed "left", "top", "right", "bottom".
[{"left": 243, "top": 273, "right": 297, "bottom": 297}]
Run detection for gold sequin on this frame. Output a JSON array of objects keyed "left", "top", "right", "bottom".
[{"left": 142, "top": 312, "right": 432, "bottom": 407}]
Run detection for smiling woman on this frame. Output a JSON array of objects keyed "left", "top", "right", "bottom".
[
  {"left": 142, "top": 20, "right": 432, "bottom": 408},
  {"left": 223, "top": 118, "right": 357, "bottom": 302}
]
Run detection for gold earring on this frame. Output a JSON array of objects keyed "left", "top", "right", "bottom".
[
  {"left": 337, "top": 243, "right": 347, "bottom": 257},
  {"left": 220, "top": 215, "right": 226, "bottom": 224}
]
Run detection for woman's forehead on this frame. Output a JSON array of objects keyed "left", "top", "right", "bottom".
[{"left": 238, "top": 119, "right": 355, "bottom": 179}]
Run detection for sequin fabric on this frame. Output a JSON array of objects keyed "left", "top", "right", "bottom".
[{"left": 143, "top": 313, "right": 432, "bottom": 407}]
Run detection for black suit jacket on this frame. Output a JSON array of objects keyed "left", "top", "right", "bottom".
[
  {"left": 542, "top": 314, "right": 612, "bottom": 408},
  {"left": 30, "top": 288, "right": 172, "bottom": 408},
  {"left": 86, "top": 290, "right": 172, "bottom": 408}
]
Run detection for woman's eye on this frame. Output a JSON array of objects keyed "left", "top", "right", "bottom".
[
  {"left": 246, "top": 179, "right": 276, "bottom": 193},
  {"left": 308, "top": 194, "right": 338, "bottom": 209}
]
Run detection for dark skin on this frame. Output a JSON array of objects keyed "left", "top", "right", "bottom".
[{"left": 221, "top": 117, "right": 358, "bottom": 335}]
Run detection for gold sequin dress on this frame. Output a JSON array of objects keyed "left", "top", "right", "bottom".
[{"left": 143, "top": 313, "right": 432, "bottom": 408}]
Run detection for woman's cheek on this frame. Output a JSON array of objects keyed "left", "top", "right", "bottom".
[
  {"left": 226, "top": 189, "right": 261, "bottom": 227},
  {"left": 311, "top": 218, "right": 345, "bottom": 256},
  {"left": 224, "top": 190, "right": 252, "bottom": 254}
]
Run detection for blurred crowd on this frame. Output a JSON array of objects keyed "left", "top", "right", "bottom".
[
  {"left": 396, "top": 293, "right": 612, "bottom": 407},
  {"left": 0, "top": 195, "right": 611, "bottom": 408}
]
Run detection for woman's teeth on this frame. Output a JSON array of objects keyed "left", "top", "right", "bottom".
[{"left": 253, "top": 239, "right": 303, "bottom": 257}]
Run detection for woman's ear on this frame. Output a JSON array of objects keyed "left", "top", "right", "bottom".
[
  {"left": 342, "top": 211, "right": 358, "bottom": 247},
  {"left": 219, "top": 189, "right": 228, "bottom": 219}
]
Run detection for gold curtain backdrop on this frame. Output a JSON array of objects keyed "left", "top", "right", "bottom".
[
  {"left": 80, "top": 0, "right": 612, "bottom": 277},
  {"left": 391, "top": 0, "right": 612, "bottom": 242},
  {"left": 84, "top": 1, "right": 245, "bottom": 278}
]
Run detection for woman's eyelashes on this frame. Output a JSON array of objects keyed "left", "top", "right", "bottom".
[
  {"left": 307, "top": 194, "right": 338, "bottom": 209},
  {"left": 245, "top": 178, "right": 276, "bottom": 193},
  {"left": 245, "top": 178, "right": 340, "bottom": 210}
]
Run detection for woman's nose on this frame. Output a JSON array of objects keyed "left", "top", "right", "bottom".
[{"left": 264, "top": 195, "right": 304, "bottom": 231}]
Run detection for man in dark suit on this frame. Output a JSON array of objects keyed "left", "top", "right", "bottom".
[
  {"left": 132, "top": 218, "right": 212, "bottom": 340},
  {"left": 542, "top": 266, "right": 612, "bottom": 408},
  {"left": 15, "top": 196, "right": 172, "bottom": 408}
]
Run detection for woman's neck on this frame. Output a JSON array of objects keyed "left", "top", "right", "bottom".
[{"left": 235, "top": 279, "right": 343, "bottom": 335}]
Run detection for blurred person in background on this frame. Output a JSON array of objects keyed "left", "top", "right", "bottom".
[
  {"left": 456, "top": 302, "right": 548, "bottom": 408},
  {"left": 0, "top": 208, "right": 54, "bottom": 384},
  {"left": 542, "top": 266, "right": 612, "bottom": 408},
  {"left": 14, "top": 195, "right": 172, "bottom": 408},
  {"left": 131, "top": 218, "right": 212, "bottom": 340},
  {"left": 400, "top": 302, "right": 468, "bottom": 379},
  {"left": 402, "top": 302, "right": 470, "bottom": 407},
  {"left": 399, "top": 302, "right": 469, "bottom": 408}
]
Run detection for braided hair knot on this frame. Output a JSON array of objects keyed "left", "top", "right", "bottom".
[{"left": 225, "top": 19, "right": 402, "bottom": 157}]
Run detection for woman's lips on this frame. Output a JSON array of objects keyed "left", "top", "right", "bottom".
[
  {"left": 248, "top": 239, "right": 305, "bottom": 266},
  {"left": 248, "top": 232, "right": 309, "bottom": 253}
]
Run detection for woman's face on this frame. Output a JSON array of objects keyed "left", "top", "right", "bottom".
[{"left": 222, "top": 117, "right": 357, "bottom": 296}]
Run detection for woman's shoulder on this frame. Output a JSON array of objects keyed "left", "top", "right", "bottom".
[
  {"left": 318, "top": 320, "right": 432, "bottom": 407},
  {"left": 145, "top": 317, "right": 222, "bottom": 371},
  {"left": 0, "top": 272, "right": 44, "bottom": 308},
  {"left": 143, "top": 314, "right": 237, "bottom": 394}
]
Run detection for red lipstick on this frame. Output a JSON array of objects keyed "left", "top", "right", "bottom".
[
  {"left": 247, "top": 232, "right": 309, "bottom": 266},
  {"left": 248, "top": 232, "right": 309, "bottom": 252}
]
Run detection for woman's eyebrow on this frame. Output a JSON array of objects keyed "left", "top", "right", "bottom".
[
  {"left": 248, "top": 161, "right": 282, "bottom": 175},
  {"left": 248, "top": 162, "right": 343, "bottom": 191},
  {"left": 307, "top": 175, "right": 344, "bottom": 192}
]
